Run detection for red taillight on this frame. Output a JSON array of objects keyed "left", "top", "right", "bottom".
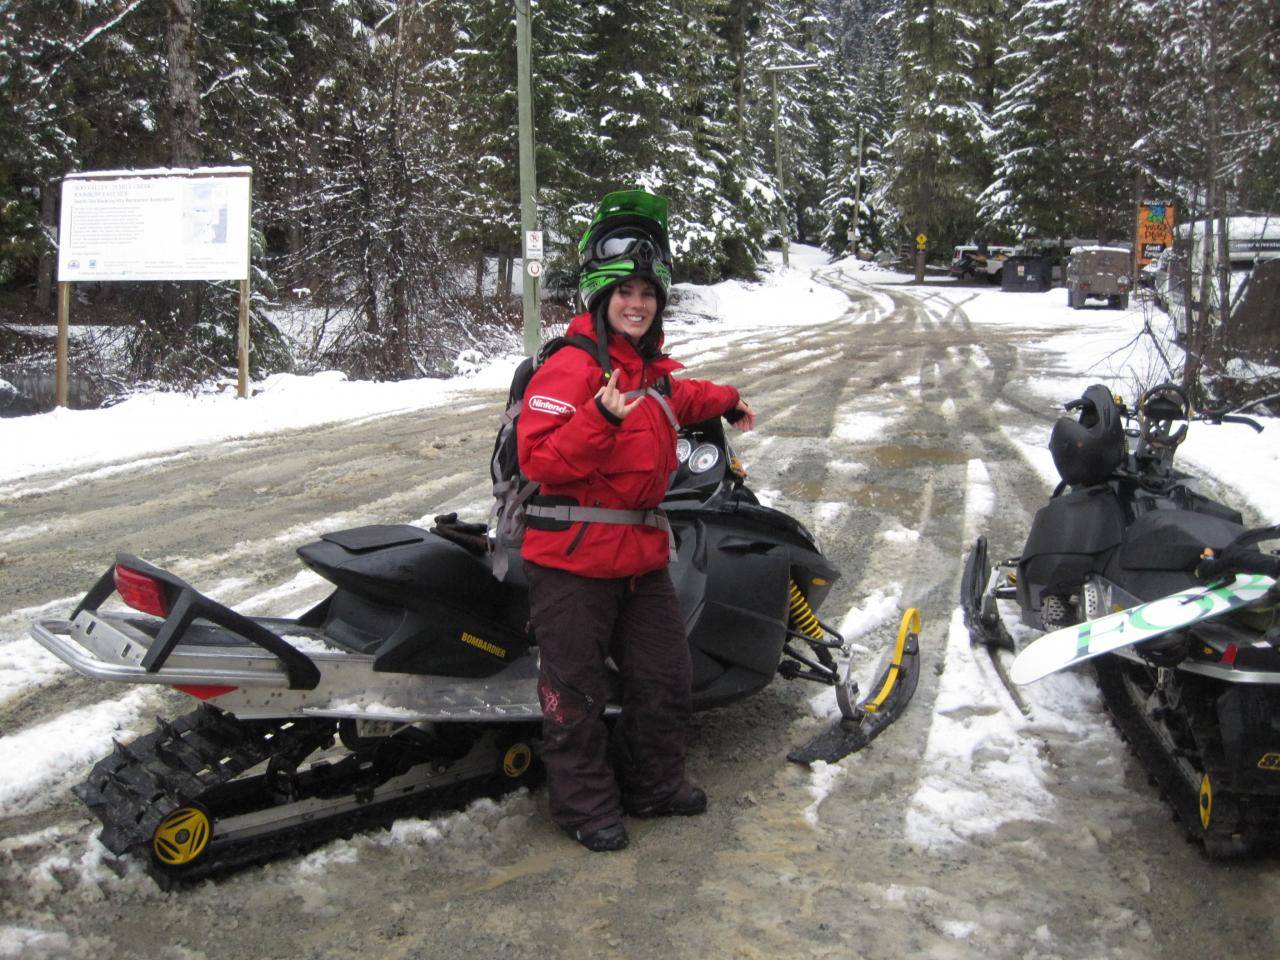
[
  {"left": 114, "top": 564, "right": 169, "bottom": 617},
  {"left": 173, "top": 684, "right": 238, "bottom": 700}
]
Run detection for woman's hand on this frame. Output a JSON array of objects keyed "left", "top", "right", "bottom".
[
  {"left": 596, "top": 376, "right": 643, "bottom": 420},
  {"left": 729, "top": 398, "right": 756, "bottom": 432}
]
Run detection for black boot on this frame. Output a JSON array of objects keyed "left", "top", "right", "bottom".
[
  {"left": 624, "top": 783, "right": 707, "bottom": 818},
  {"left": 564, "top": 822, "right": 629, "bottom": 852}
]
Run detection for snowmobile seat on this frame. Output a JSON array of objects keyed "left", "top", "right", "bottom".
[
  {"left": 1016, "top": 486, "right": 1125, "bottom": 614},
  {"left": 1110, "top": 509, "right": 1245, "bottom": 601},
  {"left": 296, "top": 525, "right": 531, "bottom": 676}
]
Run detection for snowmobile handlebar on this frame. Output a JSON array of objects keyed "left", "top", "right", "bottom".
[
  {"left": 1196, "top": 525, "right": 1280, "bottom": 582},
  {"left": 1193, "top": 408, "right": 1265, "bottom": 433}
]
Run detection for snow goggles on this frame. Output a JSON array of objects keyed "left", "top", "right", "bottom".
[{"left": 588, "top": 226, "right": 671, "bottom": 267}]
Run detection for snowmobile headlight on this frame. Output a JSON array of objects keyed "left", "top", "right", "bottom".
[
  {"left": 688, "top": 443, "right": 720, "bottom": 474},
  {"left": 675, "top": 438, "right": 692, "bottom": 463}
]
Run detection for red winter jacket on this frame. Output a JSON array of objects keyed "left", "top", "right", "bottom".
[{"left": 518, "top": 312, "right": 740, "bottom": 578}]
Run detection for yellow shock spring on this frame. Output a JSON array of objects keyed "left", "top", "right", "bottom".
[{"left": 788, "top": 580, "right": 825, "bottom": 641}]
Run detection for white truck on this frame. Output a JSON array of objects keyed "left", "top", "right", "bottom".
[{"left": 949, "top": 244, "right": 1015, "bottom": 283}]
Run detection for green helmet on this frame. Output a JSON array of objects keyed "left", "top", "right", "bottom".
[{"left": 577, "top": 189, "right": 674, "bottom": 313}]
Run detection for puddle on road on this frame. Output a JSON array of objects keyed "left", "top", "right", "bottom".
[
  {"left": 865, "top": 444, "right": 970, "bottom": 469},
  {"left": 783, "top": 478, "right": 921, "bottom": 519},
  {"left": 781, "top": 444, "right": 967, "bottom": 519}
]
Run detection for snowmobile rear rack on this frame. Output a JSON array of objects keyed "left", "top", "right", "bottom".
[{"left": 74, "top": 553, "right": 321, "bottom": 690}]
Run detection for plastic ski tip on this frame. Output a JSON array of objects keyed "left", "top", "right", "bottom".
[{"left": 788, "top": 609, "right": 922, "bottom": 766}]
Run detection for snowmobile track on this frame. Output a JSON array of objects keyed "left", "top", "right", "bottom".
[{"left": 76, "top": 704, "right": 539, "bottom": 886}]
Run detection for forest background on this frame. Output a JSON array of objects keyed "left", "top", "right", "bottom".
[{"left": 0, "top": 0, "right": 1277, "bottom": 394}]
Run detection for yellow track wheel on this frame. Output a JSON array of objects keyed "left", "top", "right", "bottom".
[
  {"left": 1199, "top": 774, "right": 1213, "bottom": 831},
  {"left": 152, "top": 806, "right": 211, "bottom": 867},
  {"left": 503, "top": 742, "right": 533, "bottom": 779}
]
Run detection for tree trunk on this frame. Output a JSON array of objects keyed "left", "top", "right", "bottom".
[
  {"left": 732, "top": 1, "right": 748, "bottom": 144},
  {"left": 165, "top": 0, "right": 201, "bottom": 168},
  {"left": 35, "top": 180, "right": 57, "bottom": 312},
  {"left": 503, "top": 252, "right": 515, "bottom": 299},
  {"left": 165, "top": 0, "right": 201, "bottom": 348},
  {"left": 495, "top": 253, "right": 509, "bottom": 299},
  {"left": 384, "top": 0, "right": 411, "bottom": 379},
  {"left": 1216, "top": 209, "right": 1230, "bottom": 336}
]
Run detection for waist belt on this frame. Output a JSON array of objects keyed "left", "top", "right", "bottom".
[
  {"left": 524, "top": 503, "right": 675, "bottom": 562},
  {"left": 524, "top": 503, "right": 670, "bottom": 533}
]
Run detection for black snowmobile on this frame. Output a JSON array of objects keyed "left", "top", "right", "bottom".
[
  {"left": 32, "top": 410, "right": 919, "bottom": 885},
  {"left": 962, "top": 382, "right": 1280, "bottom": 855}
]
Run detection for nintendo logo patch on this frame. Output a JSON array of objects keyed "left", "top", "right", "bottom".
[{"left": 529, "top": 395, "right": 574, "bottom": 417}]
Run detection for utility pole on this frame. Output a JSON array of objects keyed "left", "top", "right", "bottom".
[
  {"left": 515, "top": 0, "right": 540, "bottom": 356},
  {"left": 852, "top": 123, "right": 864, "bottom": 258},
  {"left": 765, "top": 63, "right": 819, "bottom": 269}
]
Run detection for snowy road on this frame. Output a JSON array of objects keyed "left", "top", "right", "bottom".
[{"left": 3, "top": 258, "right": 1278, "bottom": 959}]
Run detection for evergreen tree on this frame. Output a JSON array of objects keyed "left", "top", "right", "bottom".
[
  {"left": 821, "top": 0, "right": 897, "bottom": 256},
  {"left": 881, "top": 0, "right": 992, "bottom": 252},
  {"left": 985, "top": 0, "right": 1141, "bottom": 242}
]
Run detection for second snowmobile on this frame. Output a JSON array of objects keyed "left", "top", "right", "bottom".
[
  {"left": 962, "top": 382, "right": 1280, "bottom": 856},
  {"left": 32, "top": 412, "right": 920, "bottom": 885}
]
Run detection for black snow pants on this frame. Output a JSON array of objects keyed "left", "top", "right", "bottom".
[{"left": 525, "top": 561, "right": 692, "bottom": 834}]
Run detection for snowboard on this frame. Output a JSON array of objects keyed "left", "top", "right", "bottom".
[{"left": 1009, "top": 572, "right": 1276, "bottom": 685}]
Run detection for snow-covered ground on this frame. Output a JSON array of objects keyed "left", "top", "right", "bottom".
[
  {"left": 3, "top": 245, "right": 1278, "bottom": 951},
  {"left": 9, "top": 247, "right": 1275, "bottom": 509}
]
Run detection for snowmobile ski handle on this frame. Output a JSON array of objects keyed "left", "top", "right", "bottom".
[{"left": 863, "top": 608, "right": 921, "bottom": 714}]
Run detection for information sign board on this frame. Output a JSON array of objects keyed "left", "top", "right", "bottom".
[{"left": 58, "top": 168, "right": 252, "bottom": 282}]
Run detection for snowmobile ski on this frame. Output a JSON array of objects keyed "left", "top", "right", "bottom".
[
  {"left": 1010, "top": 573, "right": 1276, "bottom": 685},
  {"left": 788, "top": 609, "right": 922, "bottom": 765}
]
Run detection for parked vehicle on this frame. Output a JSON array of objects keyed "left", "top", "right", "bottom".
[
  {"left": 1181, "top": 215, "right": 1280, "bottom": 314},
  {"left": 1066, "top": 246, "right": 1132, "bottom": 309},
  {"left": 962, "top": 383, "right": 1278, "bottom": 856},
  {"left": 950, "top": 244, "right": 1015, "bottom": 284}
]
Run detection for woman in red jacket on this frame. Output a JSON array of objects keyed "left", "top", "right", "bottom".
[{"left": 518, "top": 191, "right": 754, "bottom": 852}]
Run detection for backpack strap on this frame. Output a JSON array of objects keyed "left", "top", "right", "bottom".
[{"left": 622, "top": 386, "right": 679, "bottom": 433}]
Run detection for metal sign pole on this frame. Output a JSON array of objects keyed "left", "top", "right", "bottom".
[
  {"left": 56, "top": 281, "right": 70, "bottom": 408},
  {"left": 237, "top": 279, "right": 250, "bottom": 398},
  {"left": 237, "top": 172, "right": 253, "bottom": 398}
]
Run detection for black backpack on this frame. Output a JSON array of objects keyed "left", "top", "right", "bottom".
[
  {"left": 487, "top": 334, "right": 679, "bottom": 581},
  {"left": 488, "top": 335, "right": 601, "bottom": 579}
]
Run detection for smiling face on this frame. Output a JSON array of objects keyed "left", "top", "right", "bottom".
[{"left": 605, "top": 278, "right": 659, "bottom": 341}]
